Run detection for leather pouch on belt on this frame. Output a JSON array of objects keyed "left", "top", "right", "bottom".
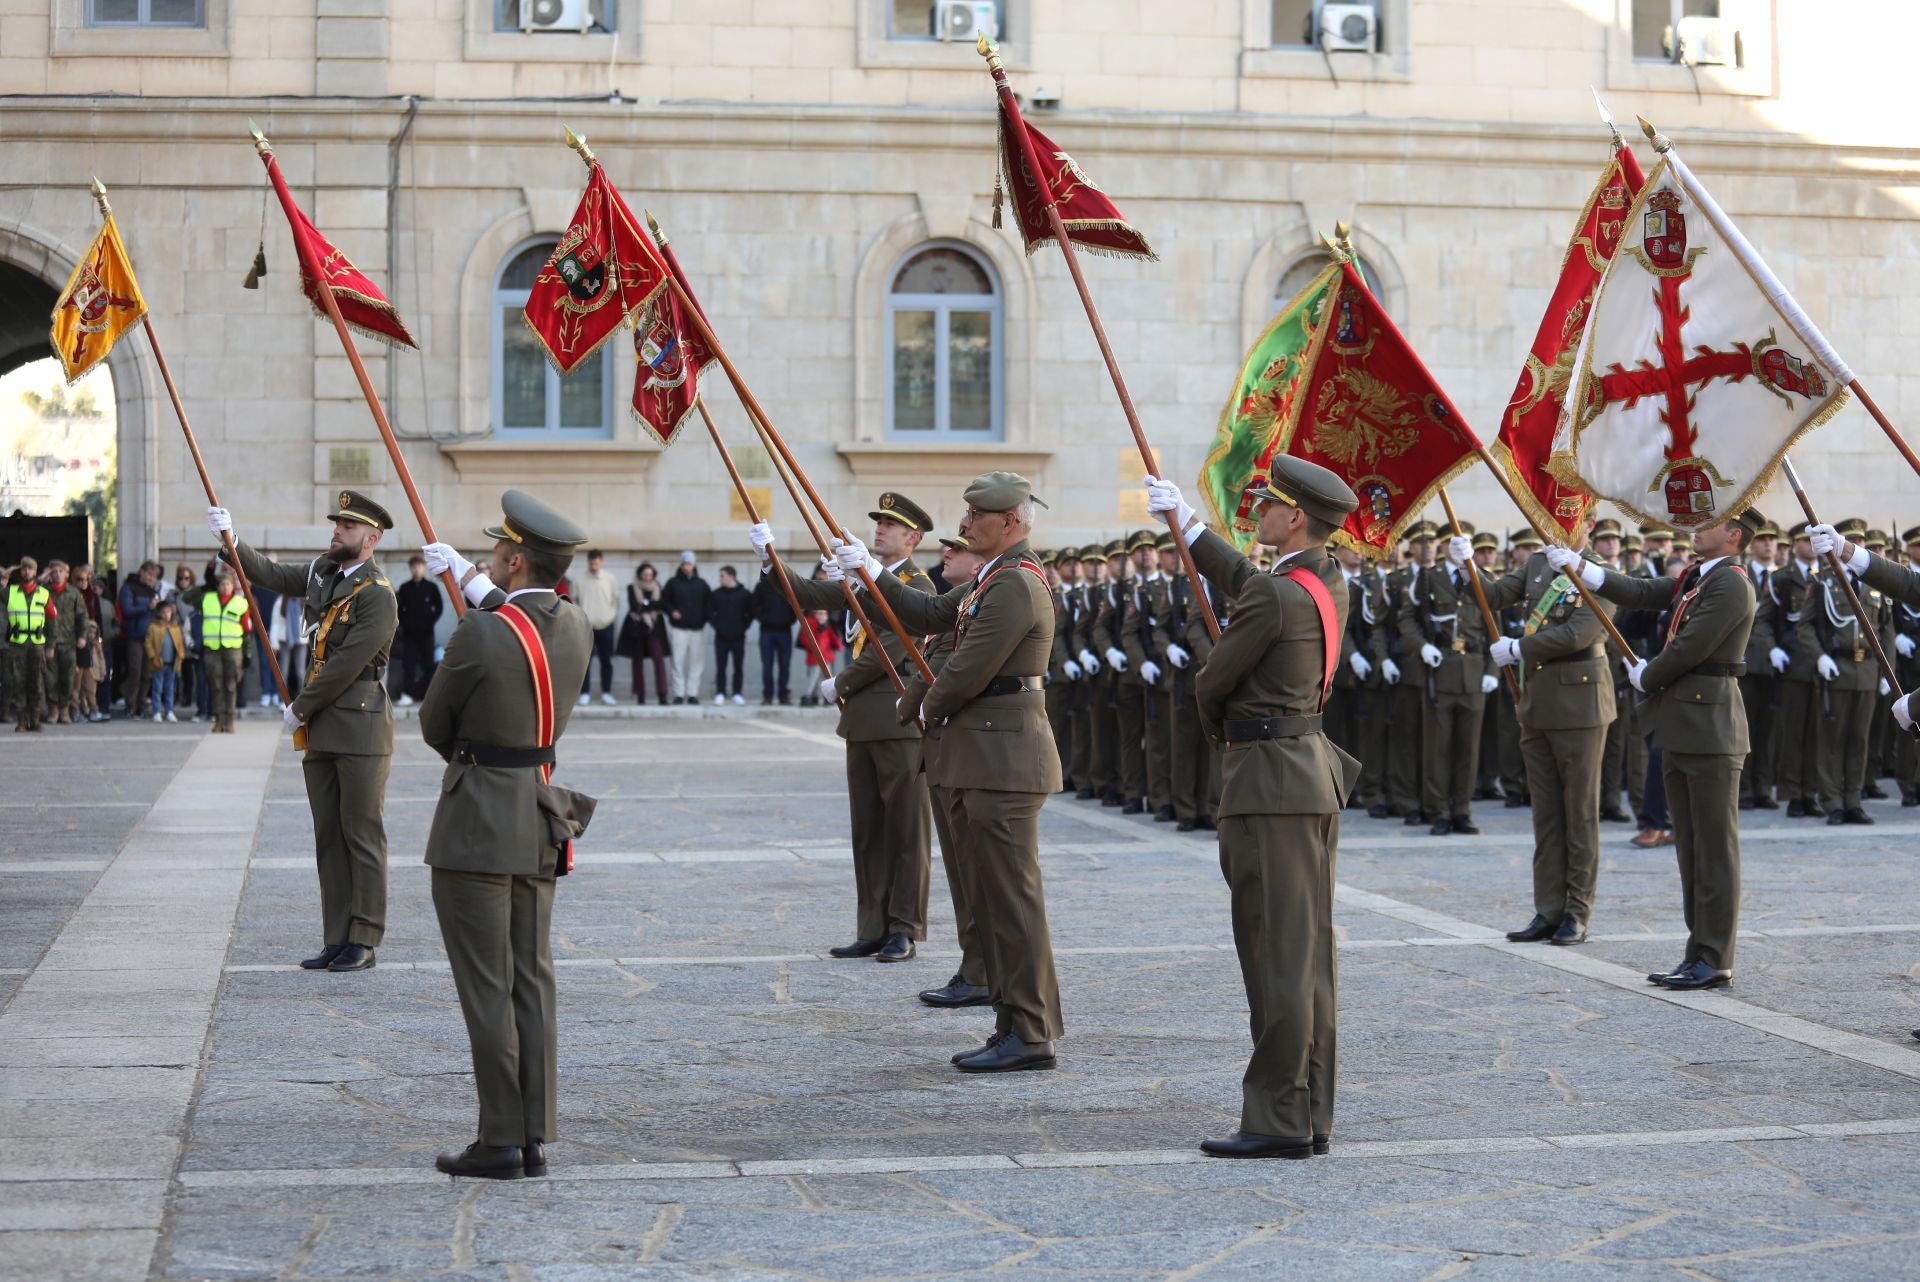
[{"left": 536, "top": 781, "right": 597, "bottom": 847}]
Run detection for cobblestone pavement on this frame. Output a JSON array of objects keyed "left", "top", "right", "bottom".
[{"left": 5, "top": 712, "right": 1920, "bottom": 1280}]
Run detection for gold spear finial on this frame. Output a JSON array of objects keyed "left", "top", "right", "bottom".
[
  {"left": 1637, "top": 115, "right": 1671, "bottom": 154},
  {"left": 1334, "top": 220, "right": 1355, "bottom": 257},
  {"left": 89, "top": 176, "right": 112, "bottom": 221},
  {"left": 247, "top": 119, "right": 272, "bottom": 156},
  {"left": 563, "top": 126, "right": 596, "bottom": 167},
  {"left": 1320, "top": 229, "right": 1352, "bottom": 265},
  {"left": 977, "top": 32, "right": 1003, "bottom": 72},
  {"left": 644, "top": 209, "right": 667, "bottom": 246}
]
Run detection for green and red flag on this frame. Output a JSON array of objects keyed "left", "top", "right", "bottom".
[
  {"left": 1492, "top": 144, "right": 1645, "bottom": 535},
  {"left": 1201, "top": 256, "right": 1480, "bottom": 557},
  {"left": 255, "top": 138, "right": 415, "bottom": 349},
  {"left": 522, "top": 161, "right": 671, "bottom": 375}
]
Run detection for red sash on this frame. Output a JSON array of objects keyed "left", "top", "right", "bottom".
[
  {"left": 1283, "top": 567, "right": 1340, "bottom": 711},
  {"left": 495, "top": 603, "right": 572, "bottom": 875}
]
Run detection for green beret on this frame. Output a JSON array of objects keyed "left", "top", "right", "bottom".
[
  {"left": 963, "top": 471, "right": 1045, "bottom": 512},
  {"left": 327, "top": 488, "right": 394, "bottom": 531},
  {"left": 869, "top": 492, "right": 934, "bottom": 533},
  {"left": 484, "top": 488, "right": 587, "bottom": 556},
  {"left": 1244, "top": 455, "right": 1358, "bottom": 529}
]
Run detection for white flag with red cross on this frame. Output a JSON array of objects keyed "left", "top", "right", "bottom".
[{"left": 1549, "top": 134, "right": 1852, "bottom": 531}]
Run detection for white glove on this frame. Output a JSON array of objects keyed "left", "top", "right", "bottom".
[
  {"left": 1544, "top": 544, "right": 1581, "bottom": 574},
  {"left": 749, "top": 521, "right": 775, "bottom": 564},
  {"left": 1896, "top": 634, "right": 1916, "bottom": 659},
  {"left": 207, "top": 506, "right": 232, "bottom": 537},
  {"left": 1817, "top": 653, "right": 1839, "bottom": 681},
  {"left": 281, "top": 703, "right": 302, "bottom": 731},
  {"left": 1143, "top": 475, "right": 1195, "bottom": 533},
  {"left": 1349, "top": 651, "right": 1373, "bottom": 681},
  {"left": 1063, "top": 659, "right": 1082, "bottom": 681},
  {"left": 817, "top": 676, "right": 837, "bottom": 704},
  {"left": 1166, "top": 643, "right": 1191, "bottom": 669},
  {"left": 1382, "top": 658, "right": 1402, "bottom": 685},
  {"left": 1079, "top": 648, "right": 1101, "bottom": 675},
  {"left": 822, "top": 554, "right": 846, "bottom": 584},
  {"left": 1420, "top": 642, "right": 1444, "bottom": 669},
  {"left": 1481, "top": 673, "right": 1500, "bottom": 695},
  {"left": 831, "top": 534, "right": 879, "bottom": 579},
  {"left": 1445, "top": 535, "right": 1472, "bottom": 566},
  {"left": 1894, "top": 692, "right": 1914, "bottom": 732},
  {"left": 423, "top": 542, "right": 473, "bottom": 583},
  {"left": 1880, "top": 677, "right": 1891, "bottom": 697},
  {"left": 1769, "top": 646, "right": 1790, "bottom": 673},
  {"left": 1105, "top": 647, "right": 1128, "bottom": 674},
  {"left": 1141, "top": 660, "right": 1161, "bottom": 685},
  {"left": 1626, "top": 658, "right": 1647, "bottom": 693},
  {"left": 1808, "top": 523, "right": 1840, "bottom": 557},
  {"left": 1489, "top": 637, "right": 1521, "bottom": 668}
]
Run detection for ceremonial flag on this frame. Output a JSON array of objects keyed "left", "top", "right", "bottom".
[
  {"left": 522, "top": 163, "right": 671, "bottom": 375},
  {"left": 256, "top": 142, "right": 415, "bottom": 349},
  {"left": 992, "top": 94, "right": 1154, "bottom": 261},
  {"left": 1202, "top": 256, "right": 1480, "bottom": 557},
  {"left": 1551, "top": 137, "right": 1850, "bottom": 531},
  {"left": 629, "top": 213, "right": 711, "bottom": 448},
  {"left": 50, "top": 211, "right": 147, "bottom": 384},
  {"left": 1493, "top": 144, "right": 1645, "bottom": 535}
]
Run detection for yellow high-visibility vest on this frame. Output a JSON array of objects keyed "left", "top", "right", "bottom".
[
  {"left": 6, "top": 584, "right": 48, "bottom": 645},
  {"left": 199, "top": 589, "right": 249, "bottom": 649}
]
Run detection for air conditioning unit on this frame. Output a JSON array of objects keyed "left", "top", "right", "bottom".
[
  {"left": 1674, "top": 15, "right": 1740, "bottom": 67},
  {"left": 1319, "top": 3, "right": 1377, "bottom": 53},
  {"left": 937, "top": 1, "right": 999, "bottom": 44},
  {"left": 519, "top": 0, "right": 592, "bottom": 34}
]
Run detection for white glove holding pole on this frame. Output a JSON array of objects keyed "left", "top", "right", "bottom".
[
  {"left": 423, "top": 542, "right": 471, "bottom": 582},
  {"left": 1166, "top": 643, "right": 1191, "bottom": 670},
  {"left": 1489, "top": 637, "right": 1521, "bottom": 668},
  {"left": 1808, "top": 523, "right": 1841, "bottom": 558},
  {"left": 1626, "top": 658, "right": 1648, "bottom": 693},
  {"left": 1382, "top": 658, "right": 1402, "bottom": 685},
  {"left": 1543, "top": 544, "right": 1581, "bottom": 574},
  {"left": 1079, "top": 648, "right": 1101, "bottom": 675},
  {"left": 1481, "top": 673, "right": 1500, "bottom": 695},
  {"left": 1143, "top": 475, "right": 1195, "bottom": 533},
  {"left": 1769, "top": 646, "right": 1790, "bottom": 673},
  {"left": 831, "top": 534, "right": 880, "bottom": 580},
  {"left": 817, "top": 676, "right": 837, "bottom": 704},
  {"left": 1063, "top": 659, "right": 1082, "bottom": 681},
  {"left": 749, "top": 521, "right": 775, "bottom": 566},
  {"left": 1545, "top": 544, "right": 1604, "bottom": 589},
  {"left": 1420, "top": 642, "right": 1444, "bottom": 669},
  {"left": 1897, "top": 634, "right": 1916, "bottom": 659},
  {"left": 1141, "top": 660, "right": 1161, "bottom": 686},
  {"left": 1445, "top": 535, "right": 1472, "bottom": 566},
  {"left": 1895, "top": 692, "right": 1914, "bottom": 732},
  {"left": 1349, "top": 651, "right": 1372, "bottom": 681},
  {"left": 281, "top": 703, "right": 302, "bottom": 731},
  {"left": 207, "top": 506, "right": 232, "bottom": 538},
  {"left": 1817, "top": 653, "right": 1839, "bottom": 681},
  {"left": 821, "top": 555, "right": 845, "bottom": 584},
  {"left": 1105, "top": 647, "right": 1129, "bottom": 674}
]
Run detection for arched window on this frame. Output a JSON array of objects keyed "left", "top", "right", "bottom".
[
  {"left": 492, "top": 239, "right": 612, "bottom": 438},
  {"left": 887, "top": 243, "right": 1002, "bottom": 440},
  {"left": 1277, "top": 252, "right": 1385, "bottom": 316}
]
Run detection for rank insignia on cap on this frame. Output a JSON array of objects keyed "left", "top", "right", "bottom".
[
  {"left": 338, "top": 491, "right": 352, "bottom": 511},
  {"left": 880, "top": 494, "right": 894, "bottom": 509}
]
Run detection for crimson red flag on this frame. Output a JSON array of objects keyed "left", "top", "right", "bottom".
[
  {"left": 626, "top": 245, "right": 708, "bottom": 447},
  {"left": 1493, "top": 145, "right": 1645, "bottom": 534},
  {"left": 255, "top": 142, "right": 415, "bottom": 349},
  {"left": 992, "top": 99, "right": 1154, "bottom": 262},
  {"left": 522, "top": 163, "right": 671, "bottom": 375}
]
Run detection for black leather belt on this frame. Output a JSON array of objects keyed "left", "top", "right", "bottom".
[
  {"left": 1222, "top": 713, "right": 1323, "bottom": 742},
  {"left": 1538, "top": 646, "right": 1603, "bottom": 666},
  {"left": 352, "top": 664, "right": 386, "bottom": 684},
  {"left": 1691, "top": 660, "right": 1746, "bottom": 678},
  {"left": 980, "top": 675, "right": 1044, "bottom": 697},
  {"left": 454, "top": 740, "right": 556, "bottom": 768}
]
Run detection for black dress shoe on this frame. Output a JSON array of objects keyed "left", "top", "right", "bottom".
[
  {"left": 1075, "top": 787, "right": 1097, "bottom": 800},
  {"left": 1367, "top": 803, "right": 1390, "bottom": 819},
  {"left": 1786, "top": 799, "right": 1808, "bottom": 818},
  {"left": 299, "top": 944, "right": 346, "bottom": 970},
  {"left": 1646, "top": 960, "right": 1689, "bottom": 985},
  {"left": 1199, "top": 1130, "right": 1314, "bottom": 1160},
  {"left": 1600, "top": 808, "right": 1632, "bottom": 824},
  {"left": 435, "top": 1142, "right": 524, "bottom": 1180},
  {"left": 1657, "top": 960, "right": 1731, "bottom": 991},
  {"left": 1313, "top": 1134, "right": 1330, "bottom": 1156},
  {"left": 1385, "top": 803, "right": 1406, "bottom": 818},
  {"left": 876, "top": 932, "right": 916, "bottom": 963},
  {"left": 1912, "top": 1029, "right": 1920, "bottom": 1042},
  {"left": 1863, "top": 782, "right": 1888, "bottom": 800},
  {"left": 1548, "top": 917, "right": 1587, "bottom": 946},
  {"left": 1505, "top": 914, "right": 1556, "bottom": 943},
  {"left": 951, "top": 1031, "right": 1003, "bottom": 1064},
  {"left": 920, "top": 976, "right": 991, "bottom": 1007},
  {"left": 1842, "top": 807, "right": 1874, "bottom": 825},
  {"left": 955, "top": 1033, "right": 1056, "bottom": 1073},
  {"left": 829, "top": 938, "right": 883, "bottom": 958},
  {"left": 1803, "top": 799, "right": 1827, "bottom": 818},
  {"left": 1504, "top": 794, "right": 1529, "bottom": 808},
  {"left": 1903, "top": 790, "right": 1920, "bottom": 808},
  {"left": 1475, "top": 786, "right": 1502, "bottom": 802},
  {"left": 1827, "top": 809, "right": 1847, "bottom": 826},
  {"left": 1101, "top": 791, "right": 1123, "bottom": 807},
  {"left": 1120, "top": 798, "right": 1145, "bottom": 815},
  {"left": 1176, "top": 817, "right": 1198, "bottom": 832},
  {"left": 1428, "top": 818, "right": 1453, "bottom": 836},
  {"left": 1450, "top": 815, "right": 1480, "bottom": 835},
  {"left": 1403, "top": 810, "right": 1427, "bottom": 826},
  {"left": 523, "top": 1141, "right": 548, "bottom": 1177},
  {"left": 1153, "top": 805, "right": 1176, "bottom": 822},
  {"left": 1753, "top": 796, "right": 1779, "bottom": 810},
  {"left": 1195, "top": 815, "right": 1216, "bottom": 831},
  {"left": 327, "top": 944, "right": 375, "bottom": 972}
]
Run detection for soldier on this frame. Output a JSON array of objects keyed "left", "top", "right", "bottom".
[
  {"left": 1620, "top": 532, "right": 1646, "bottom": 576},
  {"left": 1384, "top": 524, "right": 1430, "bottom": 820},
  {"left": 1796, "top": 518, "right": 1893, "bottom": 826},
  {"left": 1642, "top": 523, "right": 1675, "bottom": 577},
  {"left": 1145, "top": 461, "right": 1358, "bottom": 1159},
  {"left": 1324, "top": 544, "right": 1368, "bottom": 798},
  {"left": 1334, "top": 546, "right": 1391, "bottom": 818},
  {"left": 1469, "top": 529, "right": 1510, "bottom": 803},
  {"left": 1460, "top": 521, "right": 1616, "bottom": 945},
  {"left": 198, "top": 565, "right": 252, "bottom": 733},
  {"left": 1155, "top": 536, "right": 1207, "bottom": 831},
  {"left": 1739, "top": 518, "right": 1783, "bottom": 810},
  {"left": 827, "top": 472, "right": 1063, "bottom": 1072},
  {"left": 760, "top": 492, "right": 937, "bottom": 962},
  {"left": 1417, "top": 527, "right": 1499, "bottom": 834},
  {"left": 899, "top": 532, "right": 991, "bottom": 1009},
  {"left": 1863, "top": 528, "right": 1896, "bottom": 796},
  {"left": 1810, "top": 519, "right": 1920, "bottom": 797},
  {"left": 1045, "top": 550, "right": 1080, "bottom": 791},
  {"left": 1774, "top": 522, "right": 1825, "bottom": 816},
  {"left": 44, "top": 560, "right": 84, "bottom": 726},
  {"left": 1499, "top": 529, "right": 1545, "bottom": 806},
  {"left": 6, "top": 557, "right": 51, "bottom": 732},
  {"left": 417, "top": 491, "right": 593, "bottom": 1180},
  {"left": 1893, "top": 525, "right": 1920, "bottom": 807},
  {"left": 1083, "top": 540, "right": 1126, "bottom": 806},
  {"left": 1594, "top": 518, "right": 1642, "bottom": 824},
  {"left": 210, "top": 493, "right": 399, "bottom": 971},
  {"left": 1132, "top": 534, "right": 1176, "bottom": 821},
  {"left": 1099, "top": 531, "right": 1155, "bottom": 814},
  {"left": 1547, "top": 509, "right": 1762, "bottom": 990},
  {"left": 1068, "top": 545, "right": 1103, "bottom": 800}
]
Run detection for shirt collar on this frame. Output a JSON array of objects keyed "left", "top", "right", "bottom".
[
  {"left": 1697, "top": 555, "right": 1729, "bottom": 579},
  {"left": 337, "top": 560, "right": 368, "bottom": 581},
  {"left": 504, "top": 587, "right": 555, "bottom": 604}
]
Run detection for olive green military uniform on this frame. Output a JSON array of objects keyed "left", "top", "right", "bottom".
[
  {"left": 1065, "top": 556, "right": 1101, "bottom": 794},
  {"left": 1187, "top": 459, "right": 1359, "bottom": 1145},
  {"left": 1740, "top": 551, "right": 1783, "bottom": 806},
  {"left": 1045, "top": 566, "right": 1077, "bottom": 788},
  {"left": 423, "top": 491, "right": 593, "bottom": 1152},
  {"left": 1185, "top": 575, "right": 1226, "bottom": 822},
  {"left": 1129, "top": 567, "right": 1173, "bottom": 814},
  {"left": 1399, "top": 559, "right": 1491, "bottom": 825},
  {"left": 871, "top": 500, "right": 1063, "bottom": 1048},
  {"left": 229, "top": 492, "right": 398, "bottom": 951},
  {"left": 1773, "top": 552, "right": 1822, "bottom": 808},
  {"left": 783, "top": 542, "right": 936, "bottom": 946},
  {"left": 1867, "top": 537, "right": 1920, "bottom": 801},
  {"left": 1796, "top": 554, "right": 1894, "bottom": 816},
  {"left": 1479, "top": 552, "right": 1617, "bottom": 928},
  {"left": 1601, "top": 556, "right": 1652, "bottom": 822},
  {"left": 1588, "top": 556, "right": 1756, "bottom": 972},
  {"left": 1097, "top": 563, "right": 1148, "bottom": 807},
  {"left": 1383, "top": 559, "right": 1425, "bottom": 816},
  {"left": 1087, "top": 554, "right": 1125, "bottom": 802},
  {"left": 1154, "top": 566, "right": 1208, "bottom": 826},
  {"left": 47, "top": 580, "right": 85, "bottom": 722}
]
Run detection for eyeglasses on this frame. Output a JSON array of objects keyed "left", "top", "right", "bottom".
[{"left": 965, "top": 507, "right": 1012, "bottom": 524}]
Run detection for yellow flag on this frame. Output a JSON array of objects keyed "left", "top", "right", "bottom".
[{"left": 50, "top": 215, "right": 147, "bottom": 384}]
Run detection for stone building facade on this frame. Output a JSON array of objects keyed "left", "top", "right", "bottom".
[{"left": 1, "top": 0, "right": 1916, "bottom": 571}]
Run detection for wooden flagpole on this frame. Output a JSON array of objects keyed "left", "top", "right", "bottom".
[
  {"left": 1779, "top": 456, "right": 1906, "bottom": 701},
  {"left": 1435, "top": 485, "right": 1519, "bottom": 700},
  {"left": 978, "top": 35, "right": 1219, "bottom": 643},
  {"left": 247, "top": 124, "right": 464, "bottom": 618}
]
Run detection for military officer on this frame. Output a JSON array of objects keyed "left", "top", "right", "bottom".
[
  {"left": 1594, "top": 518, "right": 1643, "bottom": 824},
  {"left": 417, "top": 491, "right": 592, "bottom": 1180},
  {"left": 1810, "top": 519, "right": 1920, "bottom": 801},
  {"left": 1145, "top": 461, "right": 1358, "bottom": 1160},
  {"left": 210, "top": 492, "right": 398, "bottom": 971},
  {"left": 1798, "top": 519, "right": 1895, "bottom": 825},
  {"left": 1325, "top": 544, "right": 1367, "bottom": 791},
  {"left": 1084, "top": 540, "right": 1127, "bottom": 806},
  {"left": 1336, "top": 545, "right": 1391, "bottom": 818},
  {"left": 1459, "top": 520, "right": 1616, "bottom": 945},
  {"left": 1547, "top": 509, "right": 1763, "bottom": 990},
  {"left": 1470, "top": 530, "right": 1519, "bottom": 804},
  {"left": 1739, "top": 518, "right": 1782, "bottom": 810},
  {"left": 1068, "top": 545, "right": 1104, "bottom": 799},
  {"left": 898, "top": 533, "right": 991, "bottom": 1009},
  {"left": 1131, "top": 534, "right": 1176, "bottom": 821},
  {"left": 1154, "top": 537, "right": 1208, "bottom": 831},
  {"left": 1045, "top": 550, "right": 1080, "bottom": 790},
  {"left": 828, "top": 472, "right": 1063, "bottom": 1072},
  {"left": 1417, "top": 528, "right": 1498, "bottom": 834},
  {"left": 1774, "top": 522, "right": 1825, "bottom": 815},
  {"left": 1383, "top": 524, "right": 1430, "bottom": 819},
  {"left": 1099, "top": 531, "right": 1155, "bottom": 813},
  {"left": 756, "top": 491, "right": 936, "bottom": 962}
]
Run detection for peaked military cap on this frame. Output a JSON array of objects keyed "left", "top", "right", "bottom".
[
  {"left": 1079, "top": 543, "right": 1105, "bottom": 561},
  {"left": 1404, "top": 519, "right": 1439, "bottom": 541},
  {"left": 869, "top": 492, "right": 933, "bottom": 533},
  {"left": 1127, "top": 528, "right": 1159, "bottom": 552},
  {"left": 1592, "top": 517, "right": 1623, "bottom": 538},
  {"left": 1834, "top": 517, "right": 1868, "bottom": 539},
  {"left": 1732, "top": 508, "right": 1768, "bottom": 539},
  {"left": 484, "top": 489, "right": 587, "bottom": 555},
  {"left": 1640, "top": 522, "right": 1675, "bottom": 539},
  {"left": 1864, "top": 528, "right": 1890, "bottom": 550},
  {"left": 1103, "top": 538, "right": 1127, "bottom": 558},
  {"left": 1670, "top": 534, "right": 1694, "bottom": 553},
  {"left": 963, "top": 471, "right": 1046, "bottom": 512},
  {"left": 938, "top": 533, "right": 972, "bottom": 552},
  {"left": 1456, "top": 519, "right": 1477, "bottom": 536},
  {"left": 1623, "top": 532, "right": 1645, "bottom": 551},
  {"left": 1510, "top": 528, "right": 1543, "bottom": 548},
  {"left": 1788, "top": 520, "right": 1811, "bottom": 539},
  {"left": 1471, "top": 530, "right": 1499, "bottom": 551},
  {"left": 1903, "top": 525, "right": 1920, "bottom": 547},
  {"left": 1154, "top": 531, "right": 1177, "bottom": 552},
  {"left": 328, "top": 488, "right": 394, "bottom": 531},
  {"left": 1747, "top": 512, "right": 1778, "bottom": 539},
  {"left": 1244, "top": 455, "right": 1358, "bottom": 528},
  {"left": 1056, "top": 546, "right": 1081, "bottom": 562}
]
